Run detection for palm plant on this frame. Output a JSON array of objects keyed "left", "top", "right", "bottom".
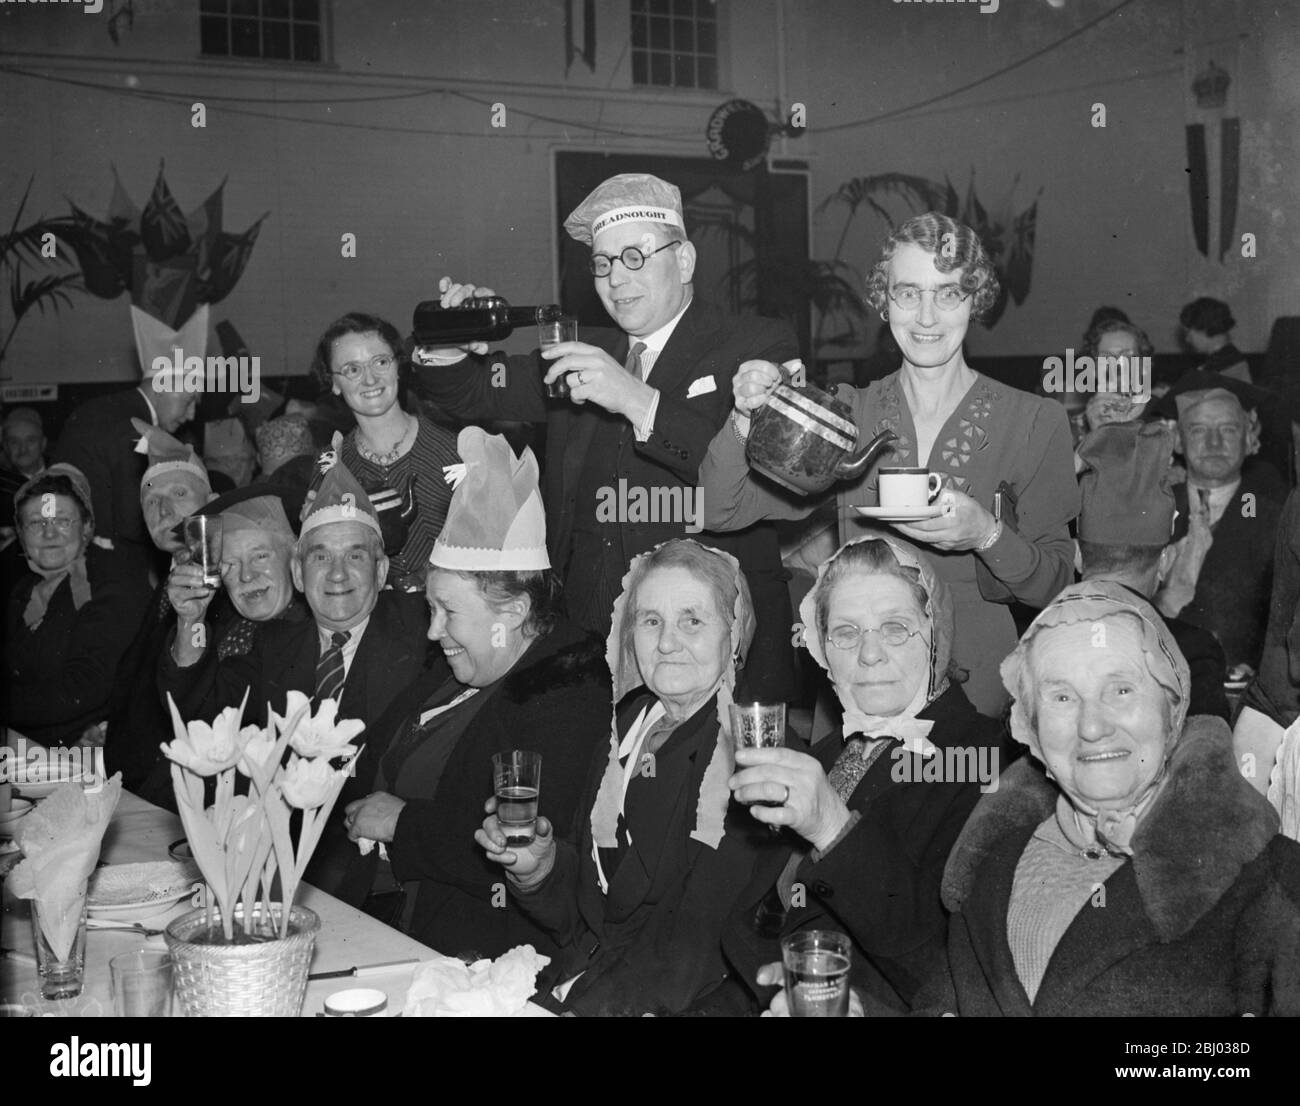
[{"left": 0, "top": 177, "right": 85, "bottom": 379}]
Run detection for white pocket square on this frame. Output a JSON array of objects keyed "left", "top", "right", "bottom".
[{"left": 686, "top": 375, "right": 717, "bottom": 398}]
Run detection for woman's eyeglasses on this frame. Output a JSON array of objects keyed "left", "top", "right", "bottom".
[
  {"left": 887, "top": 285, "right": 971, "bottom": 312},
  {"left": 588, "top": 240, "right": 682, "bottom": 278},
  {"left": 826, "top": 620, "right": 923, "bottom": 650},
  {"left": 23, "top": 516, "right": 78, "bottom": 537},
  {"left": 333, "top": 354, "right": 397, "bottom": 382}
]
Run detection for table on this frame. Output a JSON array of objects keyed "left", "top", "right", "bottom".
[{"left": 2, "top": 790, "right": 547, "bottom": 1016}]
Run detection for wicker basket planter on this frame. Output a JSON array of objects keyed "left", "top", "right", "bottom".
[{"left": 165, "top": 904, "right": 320, "bottom": 1017}]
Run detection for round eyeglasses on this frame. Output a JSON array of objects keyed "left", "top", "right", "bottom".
[
  {"left": 588, "top": 240, "right": 682, "bottom": 278},
  {"left": 22, "top": 516, "right": 78, "bottom": 538},
  {"left": 333, "top": 354, "right": 398, "bottom": 383},
  {"left": 887, "top": 285, "right": 971, "bottom": 312},
  {"left": 826, "top": 620, "right": 924, "bottom": 650}
]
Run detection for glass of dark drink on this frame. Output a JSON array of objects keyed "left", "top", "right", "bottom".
[
  {"left": 540, "top": 317, "right": 578, "bottom": 398},
  {"left": 181, "top": 514, "right": 223, "bottom": 588}
]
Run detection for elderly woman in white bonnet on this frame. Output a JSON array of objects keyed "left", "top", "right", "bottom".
[{"left": 922, "top": 579, "right": 1300, "bottom": 1016}]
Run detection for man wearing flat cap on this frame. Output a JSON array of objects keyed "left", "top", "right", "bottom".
[
  {"left": 1076, "top": 421, "right": 1229, "bottom": 720},
  {"left": 419, "top": 173, "right": 798, "bottom": 698},
  {"left": 1150, "top": 380, "right": 1284, "bottom": 673}
]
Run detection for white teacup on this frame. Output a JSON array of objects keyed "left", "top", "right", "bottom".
[{"left": 878, "top": 468, "right": 942, "bottom": 509}]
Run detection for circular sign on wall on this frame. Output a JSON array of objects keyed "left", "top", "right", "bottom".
[{"left": 706, "top": 99, "right": 771, "bottom": 172}]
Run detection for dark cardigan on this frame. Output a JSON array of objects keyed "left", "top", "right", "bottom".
[
  {"left": 912, "top": 717, "right": 1300, "bottom": 1016},
  {"left": 347, "top": 619, "right": 611, "bottom": 962}
]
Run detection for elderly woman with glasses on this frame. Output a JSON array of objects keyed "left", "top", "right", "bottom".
[
  {"left": 312, "top": 312, "right": 461, "bottom": 591},
  {"left": 726, "top": 537, "right": 1003, "bottom": 1015},
  {"left": 906, "top": 580, "right": 1300, "bottom": 1017},
  {"left": 2, "top": 464, "right": 151, "bottom": 747},
  {"left": 702, "top": 212, "right": 1079, "bottom": 717}
]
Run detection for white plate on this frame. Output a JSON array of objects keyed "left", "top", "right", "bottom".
[
  {"left": 853, "top": 505, "right": 946, "bottom": 521},
  {"left": 87, "top": 860, "right": 201, "bottom": 922}
]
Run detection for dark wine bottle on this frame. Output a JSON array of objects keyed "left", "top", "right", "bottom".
[{"left": 411, "top": 297, "right": 562, "bottom": 346}]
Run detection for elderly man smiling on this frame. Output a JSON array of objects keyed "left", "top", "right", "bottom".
[{"left": 1153, "top": 380, "right": 1284, "bottom": 672}]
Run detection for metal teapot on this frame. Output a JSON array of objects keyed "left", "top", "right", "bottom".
[{"left": 745, "top": 363, "right": 897, "bottom": 495}]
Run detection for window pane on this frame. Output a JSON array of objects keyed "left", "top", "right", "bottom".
[
  {"left": 650, "top": 52, "right": 672, "bottom": 85},
  {"left": 632, "top": 51, "right": 648, "bottom": 85},
  {"left": 293, "top": 22, "right": 321, "bottom": 62},
  {"left": 231, "top": 17, "right": 260, "bottom": 56},
  {"left": 199, "top": 0, "right": 227, "bottom": 14},
  {"left": 672, "top": 0, "right": 693, "bottom": 14},
  {"left": 649, "top": 16, "right": 670, "bottom": 50},
  {"left": 697, "top": 57, "right": 717, "bottom": 89},
  {"left": 672, "top": 17, "right": 693, "bottom": 50},
  {"left": 200, "top": 14, "right": 229, "bottom": 54},
  {"left": 231, "top": 0, "right": 258, "bottom": 16},
  {"left": 698, "top": 20, "right": 716, "bottom": 53},
  {"left": 674, "top": 53, "right": 695, "bottom": 87},
  {"left": 264, "top": 0, "right": 290, "bottom": 18},
  {"left": 646, "top": 0, "right": 671, "bottom": 13},
  {"left": 263, "top": 19, "right": 290, "bottom": 58},
  {"left": 631, "top": 13, "right": 646, "bottom": 48},
  {"left": 293, "top": 0, "right": 320, "bottom": 18}
]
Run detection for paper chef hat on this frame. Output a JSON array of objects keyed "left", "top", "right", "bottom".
[
  {"left": 202, "top": 484, "right": 302, "bottom": 540},
  {"left": 132, "top": 417, "right": 211, "bottom": 495},
  {"left": 429, "top": 427, "right": 549, "bottom": 572},
  {"left": 1077, "top": 421, "right": 1179, "bottom": 546},
  {"left": 564, "top": 173, "right": 685, "bottom": 247},
  {"left": 299, "top": 445, "right": 381, "bottom": 540},
  {"left": 132, "top": 304, "right": 210, "bottom": 380}
]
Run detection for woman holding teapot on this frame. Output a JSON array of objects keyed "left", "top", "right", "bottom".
[{"left": 699, "top": 212, "right": 1079, "bottom": 715}]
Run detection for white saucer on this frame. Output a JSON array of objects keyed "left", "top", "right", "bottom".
[{"left": 853, "top": 505, "right": 946, "bottom": 521}]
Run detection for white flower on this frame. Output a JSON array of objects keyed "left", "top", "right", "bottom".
[
  {"left": 161, "top": 696, "right": 250, "bottom": 776},
  {"left": 280, "top": 754, "right": 342, "bottom": 810},
  {"left": 236, "top": 727, "right": 278, "bottom": 778},
  {"left": 276, "top": 695, "right": 365, "bottom": 760}
]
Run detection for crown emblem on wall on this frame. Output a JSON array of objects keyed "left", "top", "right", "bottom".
[{"left": 1192, "top": 60, "right": 1231, "bottom": 110}]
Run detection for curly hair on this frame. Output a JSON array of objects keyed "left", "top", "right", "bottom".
[
  {"left": 1080, "top": 318, "right": 1154, "bottom": 360},
  {"left": 864, "top": 212, "right": 1001, "bottom": 323},
  {"left": 311, "top": 312, "right": 409, "bottom": 390}
]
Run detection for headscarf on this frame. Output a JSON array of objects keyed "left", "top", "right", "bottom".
[
  {"left": 1000, "top": 580, "right": 1191, "bottom": 855},
  {"left": 797, "top": 535, "right": 952, "bottom": 750},
  {"left": 14, "top": 463, "right": 94, "bottom": 629},
  {"left": 590, "top": 539, "right": 755, "bottom": 852}
]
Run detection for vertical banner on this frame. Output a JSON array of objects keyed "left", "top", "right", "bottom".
[{"left": 1183, "top": 38, "right": 1241, "bottom": 262}]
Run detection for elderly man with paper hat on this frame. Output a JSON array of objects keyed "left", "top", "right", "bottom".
[
  {"left": 52, "top": 306, "right": 205, "bottom": 554},
  {"left": 160, "top": 452, "right": 433, "bottom": 891},
  {"left": 1150, "top": 381, "right": 1284, "bottom": 673},
  {"left": 1076, "top": 421, "right": 1230, "bottom": 721},
  {"left": 419, "top": 172, "right": 799, "bottom": 698}
]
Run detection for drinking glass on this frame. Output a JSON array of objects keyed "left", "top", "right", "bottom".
[
  {"left": 540, "top": 317, "right": 579, "bottom": 398},
  {"left": 781, "top": 930, "right": 852, "bottom": 1017},
  {"left": 110, "top": 950, "right": 174, "bottom": 1017},
  {"left": 493, "top": 751, "right": 542, "bottom": 846},
  {"left": 32, "top": 895, "right": 88, "bottom": 1000},
  {"left": 181, "top": 514, "right": 224, "bottom": 588},
  {"left": 729, "top": 702, "right": 787, "bottom": 750}
]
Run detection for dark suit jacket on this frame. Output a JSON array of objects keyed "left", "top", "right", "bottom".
[
  {"left": 52, "top": 388, "right": 154, "bottom": 552},
  {"left": 416, "top": 298, "right": 799, "bottom": 693},
  {"left": 1171, "top": 471, "right": 1284, "bottom": 669},
  {"left": 512, "top": 689, "right": 791, "bottom": 1017}
]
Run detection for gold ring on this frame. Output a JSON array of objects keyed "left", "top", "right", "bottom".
[{"left": 781, "top": 785, "right": 790, "bottom": 805}]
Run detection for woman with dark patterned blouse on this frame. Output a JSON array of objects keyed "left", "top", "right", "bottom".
[
  {"left": 313, "top": 312, "right": 460, "bottom": 591},
  {"left": 701, "top": 213, "right": 1080, "bottom": 715}
]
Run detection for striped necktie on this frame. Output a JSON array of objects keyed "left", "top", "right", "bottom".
[
  {"left": 626, "top": 341, "right": 647, "bottom": 380},
  {"left": 315, "top": 630, "right": 351, "bottom": 704}
]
